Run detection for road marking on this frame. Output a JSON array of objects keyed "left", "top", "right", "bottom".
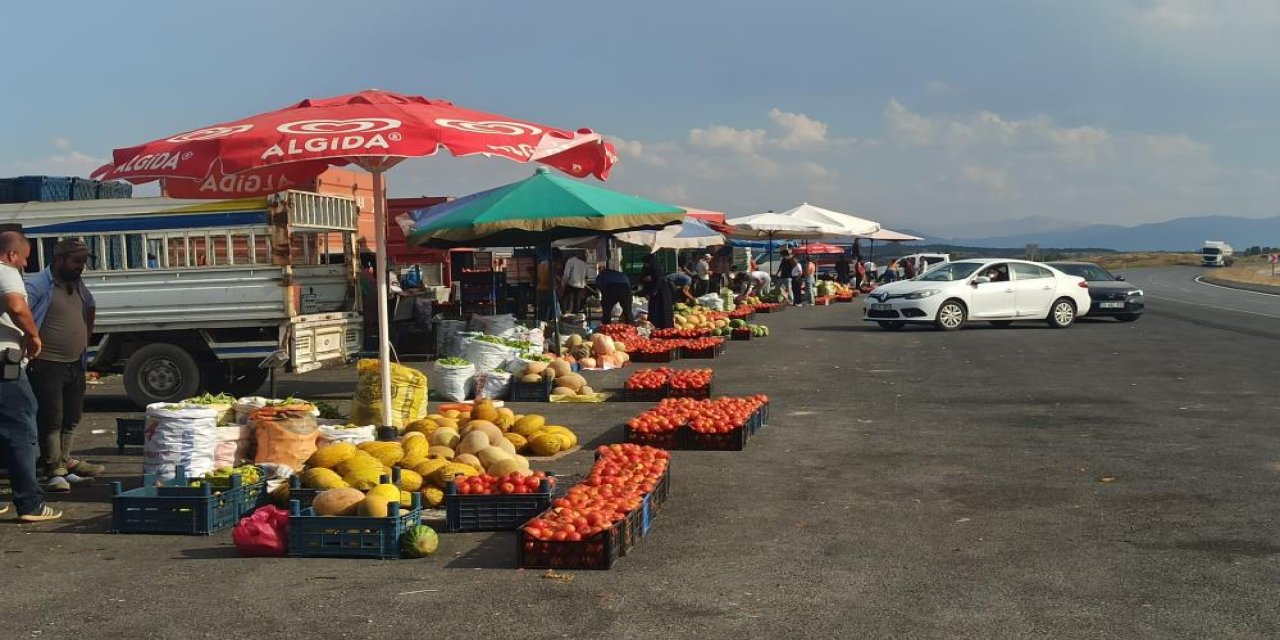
[
  {"left": 1145, "top": 294, "right": 1280, "bottom": 319},
  {"left": 1194, "top": 276, "right": 1280, "bottom": 298}
]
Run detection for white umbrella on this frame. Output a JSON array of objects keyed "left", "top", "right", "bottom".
[
  {"left": 613, "top": 216, "right": 725, "bottom": 250},
  {"left": 857, "top": 228, "right": 922, "bottom": 242},
  {"left": 774, "top": 202, "right": 880, "bottom": 237},
  {"left": 726, "top": 212, "right": 839, "bottom": 238}
]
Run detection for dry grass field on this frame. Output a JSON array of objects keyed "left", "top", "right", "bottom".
[
  {"left": 1081, "top": 252, "right": 1201, "bottom": 270},
  {"left": 1207, "top": 256, "right": 1280, "bottom": 287}
]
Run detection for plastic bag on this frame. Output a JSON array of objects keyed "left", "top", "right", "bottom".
[
  {"left": 431, "top": 360, "right": 475, "bottom": 402},
  {"left": 233, "top": 505, "right": 289, "bottom": 557},
  {"left": 252, "top": 407, "right": 319, "bottom": 471},
  {"left": 213, "top": 424, "right": 254, "bottom": 468},
  {"left": 143, "top": 403, "right": 221, "bottom": 481},
  {"left": 697, "top": 294, "right": 723, "bottom": 310},
  {"left": 465, "top": 338, "right": 517, "bottom": 373},
  {"left": 350, "top": 359, "right": 429, "bottom": 429},
  {"left": 473, "top": 369, "right": 512, "bottom": 400},
  {"left": 317, "top": 424, "right": 377, "bottom": 446},
  {"left": 469, "top": 313, "right": 518, "bottom": 337},
  {"left": 450, "top": 331, "right": 482, "bottom": 359}
]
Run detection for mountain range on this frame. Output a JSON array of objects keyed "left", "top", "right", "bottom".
[{"left": 913, "top": 214, "right": 1280, "bottom": 251}]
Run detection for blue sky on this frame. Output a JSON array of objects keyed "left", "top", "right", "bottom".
[{"left": 4, "top": 0, "right": 1278, "bottom": 238}]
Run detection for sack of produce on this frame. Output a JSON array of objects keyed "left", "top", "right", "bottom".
[
  {"left": 431, "top": 357, "right": 475, "bottom": 402},
  {"left": 181, "top": 393, "right": 237, "bottom": 425},
  {"left": 232, "top": 396, "right": 271, "bottom": 424},
  {"left": 252, "top": 406, "right": 319, "bottom": 471},
  {"left": 317, "top": 423, "right": 377, "bottom": 446},
  {"left": 143, "top": 402, "right": 221, "bottom": 481},
  {"left": 349, "top": 359, "right": 430, "bottom": 429},
  {"left": 449, "top": 331, "right": 482, "bottom": 359},
  {"left": 232, "top": 505, "right": 289, "bottom": 557},
  {"left": 213, "top": 424, "right": 254, "bottom": 468},
  {"left": 465, "top": 335, "right": 518, "bottom": 372},
  {"left": 473, "top": 369, "right": 512, "bottom": 400},
  {"left": 434, "top": 319, "right": 467, "bottom": 357}
]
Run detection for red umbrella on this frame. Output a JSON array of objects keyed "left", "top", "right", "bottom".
[{"left": 93, "top": 89, "right": 617, "bottom": 431}]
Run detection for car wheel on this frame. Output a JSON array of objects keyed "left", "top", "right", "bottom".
[
  {"left": 877, "top": 321, "right": 906, "bottom": 331},
  {"left": 989, "top": 320, "right": 1013, "bottom": 328},
  {"left": 124, "top": 343, "right": 203, "bottom": 406},
  {"left": 934, "top": 300, "right": 967, "bottom": 331},
  {"left": 1116, "top": 313, "right": 1140, "bottom": 322},
  {"left": 1046, "top": 298, "right": 1077, "bottom": 328}
]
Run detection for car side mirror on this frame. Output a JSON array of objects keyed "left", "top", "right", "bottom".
[
  {"left": 1115, "top": 275, "right": 1125, "bottom": 281},
  {"left": 973, "top": 276, "right": 991, "bottom": 285}
]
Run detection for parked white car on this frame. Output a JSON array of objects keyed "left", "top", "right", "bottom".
[{"left": 862, "top": 258, "right": 1091, "bottom": 330}]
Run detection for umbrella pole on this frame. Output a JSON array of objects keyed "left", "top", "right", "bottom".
[
  {"left": 371, "top": 169, "right": 396, "bottom": 439},
  {"left": 549, "top": 243, "right": 562, "bottom": 356}
]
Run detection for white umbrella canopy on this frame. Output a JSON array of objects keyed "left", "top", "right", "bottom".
[
  {"left": 775, "top": 202, "right": 880, "bottom": 237},
  {"left": 613, "top": 216, "right": 725, "bottom": 250},
  {"left": 726, "top": 212, "right": 839, "bottom": 239},
  {"left": 857, "top": 227, "right": 923, "bottom": 242}
]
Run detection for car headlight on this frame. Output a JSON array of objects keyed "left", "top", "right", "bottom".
[
  {"left": 904, "top": 289, "right": 941, "bottom": 300},
  {"left": 1128, "top": 289, "right": 1144, "bottom": 297}
]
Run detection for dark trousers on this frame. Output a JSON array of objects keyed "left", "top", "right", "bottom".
[
  {"left": 564, "top": 285, "right": 587, "bottom": 314},
  {"left": 536, "top": 290, "right": 555, "bottom": 322},
  {"left": 26, "top": 359, "right": 86, "bottom": 477},
  {"left": 599, "top": 283, "right": 634, "bottom": 325},
  {"left": 0, "top": 370, "right": 45, "bottom": 515},
  {"left": 790, "top": 277, "right": 803, "bottom": 303}
]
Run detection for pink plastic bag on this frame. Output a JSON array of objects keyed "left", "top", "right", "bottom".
[{"left": 232, "top": 505, "right": 289, "bottom": 557}]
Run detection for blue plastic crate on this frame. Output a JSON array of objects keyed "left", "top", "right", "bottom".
[
  {"left": 12, "top": 176, "right": 72, "bottom": 202},
  {"left": 70, "top": 177, "right": 99, "bottom": 200},
  {"left": 445, "top": 478, "right": 553, "bottom": 532},
  {"left": 96, "top": 180, "right": 133, "bottom": 199},
  {"left": 640, "top": 467, "right": 671, "bottom": 535},
  {"left": 509, "top": 377, "right": 553, "bottom": 402},
  {"left": 115, "top": 417, "right": 145, "bottom": 454},
  {"left": 287, "top": 494, "right": 422, "bottom": 559},
  {"left": 0, "top": 179, "right": 14, "bottom": 204},
  {"left": 517, "top": 506, "right": 642, "bottom": 570},
  {"left": 110, "top": 465, "right": 266, "bottom": 535}
]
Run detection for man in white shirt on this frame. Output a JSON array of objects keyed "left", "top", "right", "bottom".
[
  {"left": 561, "top": 253, "right": 588, "bottom": 314},
  {"left": 693, "top": 253, "right": 712, "bottom": 296},
  {"left": 0, "top": 228, "right": 62, "bottom": 522}
]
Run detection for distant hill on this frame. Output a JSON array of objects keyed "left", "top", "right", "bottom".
[{"left": 920, "top": 215, "right": 1280, "bottom": 251}]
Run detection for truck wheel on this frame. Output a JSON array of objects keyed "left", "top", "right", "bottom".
[{"left": 124, "top": 343, "right": 203, "bottom": 406}]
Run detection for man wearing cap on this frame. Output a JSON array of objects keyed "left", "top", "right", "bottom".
[
  {"left": 693, "top": 253, "right": 712, "bottom": 296},
  {"left": 25, "top": 238, "right": 102, "bottom": 492}
]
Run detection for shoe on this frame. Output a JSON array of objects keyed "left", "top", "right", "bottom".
[
  {"left": 63, "top": 473, "right": 93, "bottom": 485},
  {"left": 44, "top": 476, "right": 71, "bottom": 493},
  {"left": 19, "top": 505, "right": 62, "bottom": 523},
  {"left": 0, "top": 504, "right": 9, "bottom": 516},
  {"left": 67, "top": 460, "right": 106, "bottom": 477}
]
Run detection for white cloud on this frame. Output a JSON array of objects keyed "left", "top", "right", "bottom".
[
  {"left": 769, "top": 108, "right": 829, "bottom": 150},
  {"left": 688, "top": 125, "right": 768, "bottom": 154},
  {"left": 53, "top": 137, "right": 72, "bottom": 151},
  {"left": 1132, "top": 0, "right": 1280, "bottom": 30},
  {"left": 885, "top": 99, "right": 935, "bottom": 145},
  {"left": 958, "top": 165, "right": 1010, "bottom": 194},
  {"left": 3, "top": 139, "right": 105, "bottom": 177}
]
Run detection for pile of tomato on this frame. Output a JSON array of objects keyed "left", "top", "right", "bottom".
[
  {"left": 670, "top": 368, "right": 713, "bottom": 391},
  {"left": 629, "top": 339, "right": 682, "bottom": 354},
  {"left": 454, "top": 471, "right": 554, "bottom": 495},
  {"left": 627, "top": 394, "right": 767, "bottom": 435},
  {"left": 677, "top": 337, "right": 725, "bottom": 353},
  {"left": 624, "top": 367, "right": 672, "bottom": 390},
  {"left": 752, "top": 303, "right": 786, "bottom": 312},
  {"left": 728, "top": 307, "right": 754, "bottom": 320},
  {"left": 652, "top": 327, "right": 710, "bottom": 339},
  {"left": 522, "top": 444, "right": 669, "bottom": 542},
  {"left": 595, "top": 323, "right": 639, "bottom": 340}
]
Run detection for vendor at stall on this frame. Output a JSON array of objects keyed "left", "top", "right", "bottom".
[
  {"left": 595, "top": 260, "right": 633, "bottom": 325},
  {"left": 640, "top": 253, "right": 674, "bottom": 329},
  {"left": 666, "top": 272, "right": 698, "bottom": 305}
]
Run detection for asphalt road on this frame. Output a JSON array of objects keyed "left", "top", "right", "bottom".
[{"left": 3, "top": 269, "right": 1278, "bottom": 639}]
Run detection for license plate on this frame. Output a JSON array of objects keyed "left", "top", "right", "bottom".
[
  {"left": 1099, "top": 301, "right": 1125, "bottom": 309},
  {"left": 871, "top": 303, "right": 892, "bottom": 311}
]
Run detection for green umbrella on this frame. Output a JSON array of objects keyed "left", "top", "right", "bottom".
[{"left": 403, "top": 167, "right": 685, "bottom": 248}]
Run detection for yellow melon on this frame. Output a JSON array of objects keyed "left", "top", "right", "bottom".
[
  {"left": 306, "top": 442, "right": 357, "bottom": 469},
  {"left": 470, "top": 400, "right": 499, "bottom": 423},
  {"left": 420, "top": 486, "right": 444, "bottom": 508},
  {"left": 413, "top": 458, "right": 450, "bottom": 479},
  {"left": 312, "top": 487, "right": 365, "bottom": 516},
  {"left": 301, "top": 467, "right": 348, "bottom": 490},
  {"left": 503, "top": 432, "right": 529, "bottom": 453},
  {"left": 528, "top": 433, "right": 568, "bottom": 456},
  {"left": 357, "top": 441, "right": 404, "bottom": 467},
  {"left": 428, "top": 427, "right": 459, "bottom": 448},
  {"left": 396, "top": 469, "right": 423, "bottom": 492},
  {"left": 453, "top": 453, "right": 484, "bottom": 473}
]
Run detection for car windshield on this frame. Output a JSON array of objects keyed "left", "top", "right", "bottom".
[
  {"left": 1052, "top": 264, "right": 1113, "bottom": 281},
  {"left": 917, "top": 262, "right": 983, "bottom": 282},
  {"left": 1203, "top": 248, "right": 1222, "bottom": 255}
]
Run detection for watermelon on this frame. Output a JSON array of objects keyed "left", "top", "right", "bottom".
[{"left": 401, "top": 524, "right": 440, "bottom": 558}]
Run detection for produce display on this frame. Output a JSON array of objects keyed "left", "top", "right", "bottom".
[
  {"left": 453, "top": 471, "right": 554, "bottom": 495},
  {"left": 522, "top": 444, "right": 668, "bottom": 543},
  {"left": 559, "top": 333, "right": 631, "bottom": 370},
  {"left": 717, "top": 318, "right": 769, "bottom": 338},
  {"left": 625, "top": 395, "right": 770, "bottom": 450},
  {"left": 190, "top": 464, "right": 262, "bottom": 488},
  {"left": 623, "top": 367, "right": 713, "bottom": 400}
]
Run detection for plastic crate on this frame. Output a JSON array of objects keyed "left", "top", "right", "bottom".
[
  {"left": 510, "top": 377, "right": 553, "bottom": 402},
  {"left": 678, "top": 343, "right": 725, "bottom": 359},
  {"left": 517, "top": 507, "right": 642, "bottom": 570},
  {"left": 444, "top": 478, "right": 553, "bottom": 532},
  {"left": 668, "top": 383, "right": 712, "bottom": 399},
  {"left": 630, "top": 349, "right": 679, "bottom": 363},
  {"left": 622, "top": 386, "right": 670, "bottom": 402},
  {"left": 96, "top": 180, "right": 134, "bottom": 199},
  {"left": 70, "top": 177, "right": 99, "bottom": 200},
  {"left": 0, "top": 179, "right": 14, "bottom": 204},
  {"left": 287, "top": 494, "right": 422, "bottom": 559},
  {"left": 110, "top": 465, "right": 265, "bottom": 535},
  {"left": 730, "top": 329, "right": 752, "bottom": 341},
  {"left": 624, "top": 424, "right": 682, "bottom": 449},
  {"left": 641, "top": 467, "right": 672, "bottom": 535},
  {"left": 683, "top": 424, "right": 750, "bottom": 451},
  {"left": 12, "top": 176, "right": 72, "bottom": 202},
  {"left": 284, "top": 474, "right": 322, "bottom": 509},
  {"left": 116, "top": 417, "right": 146, "bottom": 454}
]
